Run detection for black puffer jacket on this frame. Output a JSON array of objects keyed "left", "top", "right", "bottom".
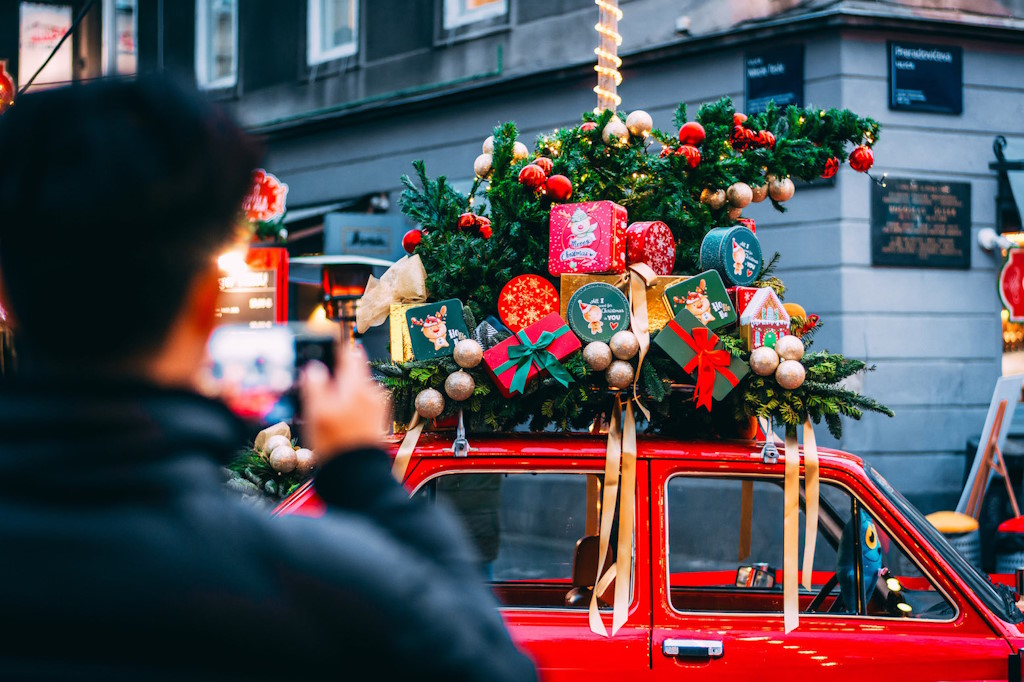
[{"left": 0, "top": 380, "right": 536, "bottom": 681}]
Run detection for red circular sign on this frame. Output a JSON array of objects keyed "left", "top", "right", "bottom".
[
  {"left": 498, "top": 274, "right": 559, "bottom": 332},
  {"left": 1000, "top": 249, "right": 1024, "bottom": 322},
  {"left": 242, "top": 169, "right": 288, "bottom": 223}
]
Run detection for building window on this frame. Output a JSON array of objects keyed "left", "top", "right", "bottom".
[
  {"left": 443, "top": 0, "right": 507, "bottom": 30},
  {"left": 195, "top": 0, "right": 237, "bottom": 90},
  {"left": 307, "top": 0, "right": 358, "bottom": 65},
  {"left": 103, "top": 0, "right": 137, "bottom": 76},
  {"left": 18, "top": 2, "right": 74, "bottom": 90}
]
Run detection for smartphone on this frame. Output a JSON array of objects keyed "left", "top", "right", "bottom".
[{"left": 204, "top": 324, "right": 339, "bottom": 425}]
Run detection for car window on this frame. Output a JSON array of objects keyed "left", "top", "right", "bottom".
[
  {"left": 414, "top": 472, "right": 616, "bottom": 609},
  {"left": 666, "top": 475, "right": 954, "bottom": 620}
]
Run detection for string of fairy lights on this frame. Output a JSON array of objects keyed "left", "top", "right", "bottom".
[{"left": 594, "top": 0, "right": 622, "bottom": 113}]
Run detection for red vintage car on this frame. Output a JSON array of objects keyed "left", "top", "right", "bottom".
[{"left": 276, "top": 434, "right": 1024, "bottom": 681}]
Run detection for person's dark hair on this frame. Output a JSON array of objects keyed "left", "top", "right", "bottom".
[{"left": 0, "top": 76, "right": 262, "bottom": 368}]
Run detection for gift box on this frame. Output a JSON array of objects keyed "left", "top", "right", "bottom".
[
  {"left": 389, "top": 303, "right": 415, "bottom": 362},
  {"left": 482, "top": 312, "right": 582, "bottom": 398},
  {"left": 653, "top": 311, "right": 749, "bottom": 410},
  {"left": 728, "top": 286, "right": 760, "bottom": 318},
  {"left": 699, "top": 226, "right": 762, "bottom": 287},
  {"left": 560, "top": 273, "right": 688, "bottom": 333},
  {"left": 566, "top": 282, "right": 630, "bottom": 344},
  {"left": 664, "top": 270, "right": 736, "bottom": 331},
  {"left": 626, "top": 221, "right": 676, "bottom": 275},
  {"left": 739, "top": 288, "right": 791, "bottom": 350},
  {"left": 498, "top": 274, "right": 560, "bottom": 332},
  {"left": 404, "top": 298, "right": 470, "bottom": 360},
  {"left": 549, "top": 201, "right": 627, "bottom": 276}
]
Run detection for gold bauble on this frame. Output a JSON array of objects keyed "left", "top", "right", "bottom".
[
  {"left": 474, "top": 153, "right": 493, "bottom": 179},
  {"left": 775, "top": 335, "right": 805, "bottom": 362},
  {"left": 269, "top": 445, "right": 297, "bottom": 473},
  {"left": 701, "top": 188, "right": 727, "bottom": 210},
  {"left": 482, "top": 135, "right": 494, "bottom": 154},
  {"left": 727, "top": 207, "right": 743, "bottom": 220},
  {"left": 605, "top": 360, "right": 635, "bottom": 390},
  {"left": 751, "top": 183, "right": 769, "bottom": 203},
  {"left": 512, "top": 141, "right": 530, "bottom": 161},
  {"left": 776, "top": 359, "right": 806, "bottom": 390},
  {"left": 727, "top": 182, "right": 753, "bottom": 208},
  {"left": 294, "top": 448, "right": 316, "bottom": 475},
  {"left": 769, "top": 176, "right": 795, "bottom": 202},
  {"left": 609, "top": 330, "right": 640, "bottom": 360},
  {"left": 583, "top": 341, "right": 613, "bottom": 371},
  {"left": 749, "top": 346, "right": 780, "bottom": 376},
  {"left": 602, "top": 118, "right": 629, "bottom": 146},
  {"left": 415, "top": 388, "right": 445, "bottom": 419},
  {"left": 625, "top": 110, "right": 653, "bottom": 137},
  {"left": 263, "top": 434, "right": 292, "bottom": 456},
  {"left": 453, "top": 339, "right": 483, "bottom": 368},
  {"left": 444, "top": 370, "right": 476, "bottom": 402}
]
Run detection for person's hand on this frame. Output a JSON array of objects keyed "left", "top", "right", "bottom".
[{"left": 300, "top": 342, "right": 391, "bottom": 464}]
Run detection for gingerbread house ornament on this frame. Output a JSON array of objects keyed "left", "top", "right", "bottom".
[{"left": 739, "top": 288, "right": 790, "bottom": 350}]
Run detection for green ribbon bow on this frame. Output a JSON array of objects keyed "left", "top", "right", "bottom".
[{"left": 495, "top": 327, "right": 574, "bottom": 395}]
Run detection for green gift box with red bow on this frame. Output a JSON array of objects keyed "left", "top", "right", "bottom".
[
  {"left": 482, "top": 312, "right": 582, "bottom": 398},
  {"left": 653, "top": 311, "right": 749, "bottom": 410}
]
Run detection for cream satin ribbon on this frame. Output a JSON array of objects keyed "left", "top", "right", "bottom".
[
  {"left": 801, "top": 418, "right": 820, "bottom": 591},
  {"left": 589, "top": 401, "right": 622, "bottom": 636},
  {"left": 620, "top": 264, "right": 657, "bottom": 421},
  {"left": 783, "top": 428, "right": 800, "bottom": 634},
  {"left": 391, "top": 414, "right": 424, "bottom": 482}
]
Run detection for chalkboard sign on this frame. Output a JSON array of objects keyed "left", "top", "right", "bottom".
[
  {"left": 871, "top": 178, "right": 971, "bottom": 269},
  {"left": 745, "top": 45, "right": 804, "bottom": 114},
  {"left": 889, "top": 42, "right": 963, "bottom": 114},
  {"left": 216, "top": 269, "right": 278, "bottom": 328}
]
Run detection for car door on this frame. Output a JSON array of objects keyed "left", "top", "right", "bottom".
[
  {"left": 649, "top": 459, "right": 1013, "bottom": 680},
  {"left": 406, "top": 455, "right": 652, "bottom": 681}
]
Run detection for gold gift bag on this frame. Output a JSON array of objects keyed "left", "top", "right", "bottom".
[{"left": 389, "top": 303, "right": 415, "bottom": 362}]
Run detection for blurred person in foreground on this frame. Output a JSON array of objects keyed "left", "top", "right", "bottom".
[{"left": 0, "top": 77, "right": 536, "bottom": 682}]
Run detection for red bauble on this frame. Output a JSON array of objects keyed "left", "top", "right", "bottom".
[
  {"left": 457, "top": 212, "right": 477, "bottom": 230},
  {"left": 545, "top": 174, "right": 573, "bottom": 201},
  {"left": 821, "top": 156, "right": 839, "bottom": 179},
  {"left": 678, "top": 121, "right": 706, "bottom": 146},
  {"left": 518, "top": 164, "right": 546, "bottom": 190},
  {"left": 476, "top": 216, "right": 492, "bottom": 239},
  {"left": 580, "top": 122, "right": 597, "bottom": 133},
  {"left": 849, "top": 145, "right": 874, "bottom": 173},
  {"left": 730, "top": 125, "right": 750, "bottom": 151},
  {"left": 659, "top": 146, "right": 673, "bottom": 158},
  {"left": 733, "top": 113, "right": 748, "bottom": 125},
  {"left": 402, "top": 229, "right": 423, "bottom": 253},
  {"left": 737, "top": 218, "right": 757, "bottom": 233},
  {"left": 534, "top": 157, "right": 554, "bottom": 176},
  {"left": 758, "top": 131, "right": 776, "bottom": 150},
  {"left": 678, "top": 145, "right": 701, "bottom": 169}
]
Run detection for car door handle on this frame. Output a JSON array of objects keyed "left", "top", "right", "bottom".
[{"left": 662, "top": 638, "right": 724, "bottom": 659}]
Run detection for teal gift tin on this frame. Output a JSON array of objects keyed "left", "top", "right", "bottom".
[{"left": 699, "top": 226, "right": 762, "bottom": 287}]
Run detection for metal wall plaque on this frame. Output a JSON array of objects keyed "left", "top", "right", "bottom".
[
  {"left": 745, "top": 44, "right": 804, "bottom": 114},
  {"left": 871, "top": 177, "right": 971, "bottom": 269},
  {"left": 889, "top": 42, "right": 963, "bottom": 115}
]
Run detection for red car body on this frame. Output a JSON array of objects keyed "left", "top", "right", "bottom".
[{"left": 275, "top": 435, "right": 1024, "bottom": 681}]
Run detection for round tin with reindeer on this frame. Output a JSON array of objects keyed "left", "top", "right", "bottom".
[
  {"left": 567, "top": 282, "right": 630, "bottom": 344},
  {"left": 699, "top": 226, "right": 762, "bottom": 287}
]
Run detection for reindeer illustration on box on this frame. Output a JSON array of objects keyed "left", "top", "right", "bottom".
[
  {"left": 404, "top": 298, "right": 469, "bottom": 360},
  {"left": 738, "top": 288, "right": 790, "bottom": 350}
]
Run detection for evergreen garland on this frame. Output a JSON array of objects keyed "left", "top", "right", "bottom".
[{"left": 378, "top": 96, "right": 892, "bottom": 439}]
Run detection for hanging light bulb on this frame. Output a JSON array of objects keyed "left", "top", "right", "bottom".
[{"left": 593, "top": 0, "right": 623, "bottom": 113}]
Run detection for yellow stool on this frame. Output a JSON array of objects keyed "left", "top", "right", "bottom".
[{"left": 927, "top": 511, "right": 981, "bottom": 568}]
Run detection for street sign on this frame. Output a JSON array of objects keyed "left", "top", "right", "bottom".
[
  {"left": 745, "top": 44, "right": 804, "bottom": 114},
  {"left": 1000, "top": 248, "right": 1024, "bottom": 322},
  {"left": 888, "top": 42, "right": 963, "bottom": 115}
]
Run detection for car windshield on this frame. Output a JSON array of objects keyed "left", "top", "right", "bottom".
[{"left": 866, "top": 464, "right": 1024, "bottom": 624}]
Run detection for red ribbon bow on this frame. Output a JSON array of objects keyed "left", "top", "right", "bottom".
[{"left": 668, "top": 321, "right": 739, "bottom": 411}]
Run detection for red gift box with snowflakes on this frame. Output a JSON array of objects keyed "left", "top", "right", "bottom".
[
  {"left": 548, "top": 201, "right": 627, "bottom": 276},
  {"left": 626, "top": 221, "right": 676, "bottom": 275}
]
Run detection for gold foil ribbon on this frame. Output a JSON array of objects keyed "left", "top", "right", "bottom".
[
  {"left": 801, "top": 417, "right": 820, "bottom": 591},
  {"left": 783, "top": 428, "right": 800, "bottom": 634},
  {"left": 738, "top": 480, "right": 753, "bottom": 562},
  {"left": 355, "top": 255, "right": 428, "bottom": 334},
  {"left": 391, "top": 414, "right": 423, "bottom": 482}
]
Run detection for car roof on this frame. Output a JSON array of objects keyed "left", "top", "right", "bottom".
[{"left": 386, "top": 432, "right": 866, "bottom": 469}]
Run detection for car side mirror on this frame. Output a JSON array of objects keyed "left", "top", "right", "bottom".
[{"left": 736, "top": 563, "right": 776, "bottom": 588}]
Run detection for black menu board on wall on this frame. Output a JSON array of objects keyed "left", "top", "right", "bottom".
[
  {"left": 889, "top": 42, "right": 963, "bottom": 114},
  {"left": 745, "top": 44, "right": 804, "bottom": 114},
  {"left": 871, "top": 177, "right": 971, "bottom": 269}
]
